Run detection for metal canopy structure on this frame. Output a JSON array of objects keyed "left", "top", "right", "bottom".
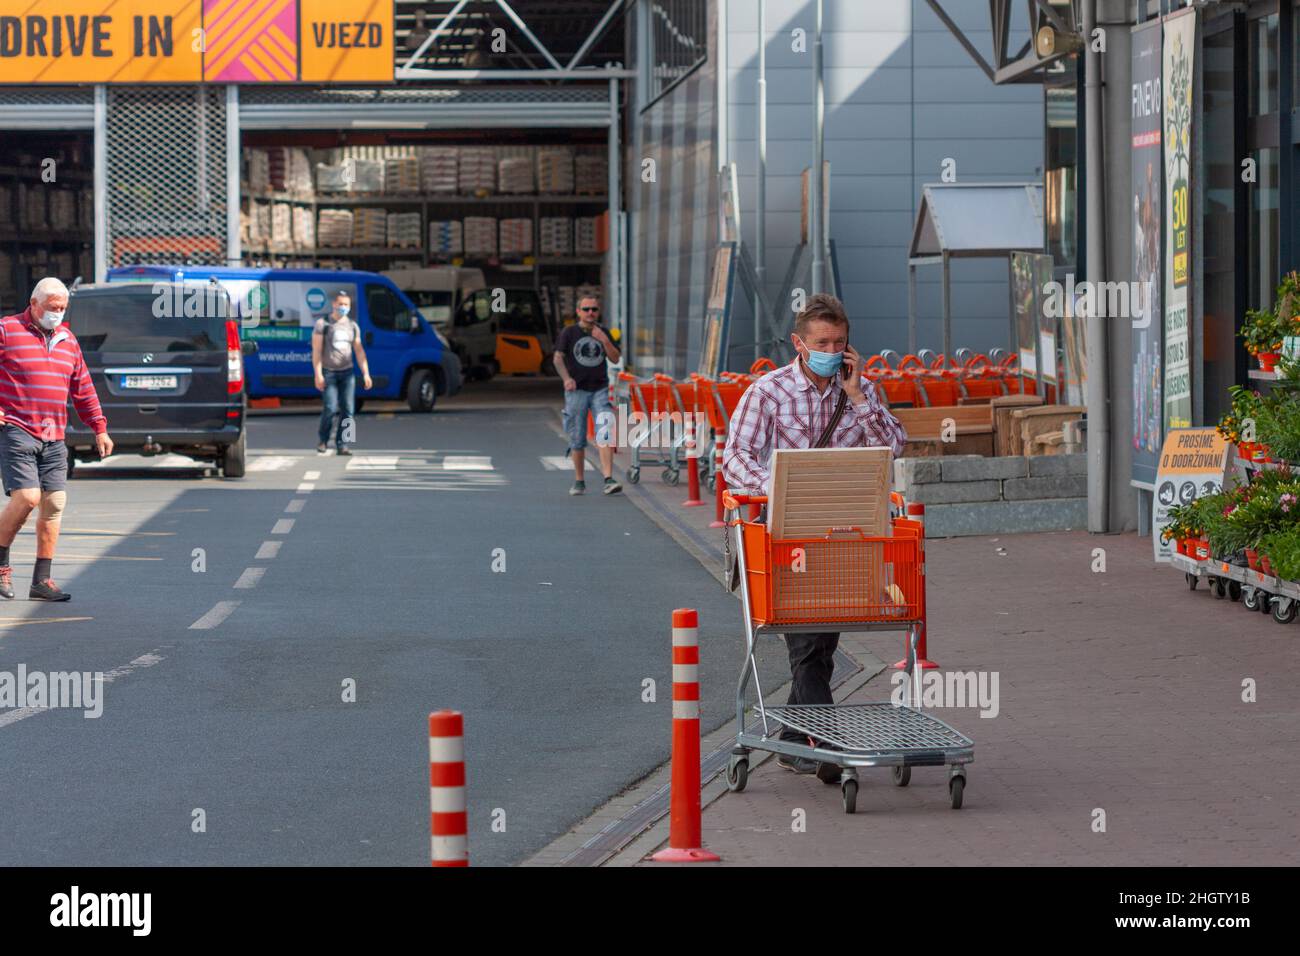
[
  {"left": 237, "top": 85, "right": 613, "bottom": 129},
  {"left": 924, "top": 0, "right": 1083, "bottom": 84},
  {"left": 907, "top": 182, "right": 1045, "bottom": 355},
  {"left": 396, "top": 0, "right": 630, "bottom": 81}
]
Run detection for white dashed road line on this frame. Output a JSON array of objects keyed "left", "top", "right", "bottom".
[
  {"left": 233, "top": 568, "right": 265, "bottom": 590},
  {"left": 189, "top": 601, "right": 241, "bottom": 630},
  {"left": 255, "top": 541, "right": 281, "bottom": 559},
  {"left": 296, "top": 483, "right": 315, "bottom": 493},
  {"left": 285, "top": 499, "right": 306, "bottom": 513},
  {"left": 271, "top": 519, "right": 295, "bottom": 534},
  {"left": 247, "top": 456, "right": 301, "bottom": 472},
  {"left": 441, "top": 456, "right": 493, "bottom": 471},
  {"left": 539, "top": 456, "right": 572, "bottom": 471},
  {"left": 346, "top": 456, "right": 399, "bottom": 471},
  {"left": 304, "top": 470, "right": 321, "bottom": 480}
]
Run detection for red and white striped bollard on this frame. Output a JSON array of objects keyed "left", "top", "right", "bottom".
[
  {"left": 651, "top": 608, "right": 720, "bottom": 862},
  {"left": 429, "top": 709, "right": 469, "bottom": 866}
]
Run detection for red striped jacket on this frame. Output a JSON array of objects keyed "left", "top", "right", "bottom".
[{"left": 0, "top": 308, "right": 107, "bottom": 440}]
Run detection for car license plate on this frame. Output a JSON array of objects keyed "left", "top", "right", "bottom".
[{"left": 121, "top": 374, "right": 177, "bottom": 390}]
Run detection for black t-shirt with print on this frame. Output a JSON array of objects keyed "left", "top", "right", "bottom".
[{"left": 555, "top": 323, "right": 610, "bottom": 391}]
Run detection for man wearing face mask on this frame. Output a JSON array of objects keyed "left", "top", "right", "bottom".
[
  {"left": 0, "top": 277, "right": 112, "bottom": 602},
  {"left": 312, "top": 290, "right": 371, "bottom": 456},
  {"left": 723, "top": 293, "right": 905, "bottom": 781}
]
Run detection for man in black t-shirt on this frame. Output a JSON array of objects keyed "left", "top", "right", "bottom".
[{"left": 553, "top": 297, "right": 622, "bottom": 496}]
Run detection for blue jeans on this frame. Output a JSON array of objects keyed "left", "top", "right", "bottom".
[
  {"left": 319, "top": 369, "right": 356, "bottom": 448},
  {"left": 562, "top": 386, "right": 614, "bottom": 451}
]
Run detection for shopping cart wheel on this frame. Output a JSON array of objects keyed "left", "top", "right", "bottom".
[
  {"left": 627, "top": 466, "right": 640, "bottom": 485},
  {"left": 1272, "top": 597, "right": 1297, "bottom": 624},
  {"left": 892, "top": 765, "right": 911, "bottom": 787},
  {"left": 663, "top": 468, "right": 680, "bottom": 486},
  {"left": 1243, "top": 587, "right": 1260, "bottom": 610},
  {"left": 841, "top": 778, "right": 858, "bottom": 814},
  {"left": 949, "top": 776, "right": 965, "bottom": 810},
  {"left": 1228, "top": 581, "right": 1243, "bottom": 602},
  {"left": 1185, "top": 573, "right": 1198, "bottom": 590},
  {"left": 726, "top": 756, "right": 749, "bottom": 792},
  {"left": 1212, "top": 578, "right": 1226, "bottom": 599}
]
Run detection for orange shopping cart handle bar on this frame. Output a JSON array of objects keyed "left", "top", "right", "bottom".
[{"left": 723, "top": 493, "right": 768, "bottom": 509}]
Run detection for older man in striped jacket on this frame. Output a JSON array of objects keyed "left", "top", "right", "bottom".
[
  {"left": 723, "top": 293, "right": 906, "bottom": 781},
  {"left": 0, "top": 277, "right": 113, "bottom": 602}
]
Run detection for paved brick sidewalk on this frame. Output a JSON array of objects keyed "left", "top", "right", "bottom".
[
  {"left": 558, "top": 422, "right": 1300, "bottom": 865},
  {"left": 630, "top": 520, "right": 1300, "bottom": 866}
]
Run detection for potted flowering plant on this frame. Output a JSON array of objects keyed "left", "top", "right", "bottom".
[
  {"left": 1219, "top": 386, "right": 1264, "bottom": 460},
  {"left": 1242, "top": 307, "right": 1284, "bottom": 371},
  {"left": 1244, "top": 273, "right": 1300, "bottom": 372},
  {"left": 1159, "top": 501, "right": 1199, "bottom": 555},
  {"left": 1254, "top": 393, "right": 1300, "bottom": 465},
  {"left": 1278, "top": 270, "right": 1300, "bottom": 327},
  {"left": 1259, "top": 525, "right": 1300, "bottom": 582}
]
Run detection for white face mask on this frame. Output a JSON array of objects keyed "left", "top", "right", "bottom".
[{"left": 38, "top": 310, "right": 65, "bottom": 330}]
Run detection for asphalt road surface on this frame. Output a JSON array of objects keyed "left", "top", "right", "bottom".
[{"left": 0, "top": 384, "right": 782, "bottom": 866}]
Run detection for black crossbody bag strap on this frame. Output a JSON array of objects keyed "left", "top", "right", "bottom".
[{"left": 814, "top": 390, "right": 850, "bottom": 448}]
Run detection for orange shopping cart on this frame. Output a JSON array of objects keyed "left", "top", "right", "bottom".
[
  {"left": 616, "top": 371, "right": 693, "bottom": 485},
  {"left": 690, "top": 371, "right": 754, "bottom": 492},
  {"left": 722, "top": 490, "right": 974, "bottom": 814}
]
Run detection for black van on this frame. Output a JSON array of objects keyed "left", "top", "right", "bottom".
[{"left": 62, "top": 282, "right": 255, "bottom": 478}]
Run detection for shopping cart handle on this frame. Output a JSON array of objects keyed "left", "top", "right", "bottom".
[
  {"left": 616, "top": 371, "right": 638, "bottom": 383},
  {"left": 723, "top": 493, "right": 768, "bottom": 509}
]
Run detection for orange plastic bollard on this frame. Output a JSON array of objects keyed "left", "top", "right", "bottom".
[
  {"left": 651, "top": 609, "right": 721, "bottom": 863},
  {"left": 892, "top": 503, "right": 938, "bottom": 671}
]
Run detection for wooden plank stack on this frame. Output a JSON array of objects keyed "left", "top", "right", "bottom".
[
  {"left": 767, "top": 447, "right": 893, "bottom": 538},
  {"left": 991, "top": 394, "right": 1046, "bottom": 456}
]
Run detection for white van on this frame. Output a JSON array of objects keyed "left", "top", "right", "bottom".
[{"left": 382, "top": 266, "right": 495, "bottom": 378}]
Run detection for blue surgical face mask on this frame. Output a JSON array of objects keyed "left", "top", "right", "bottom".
[
  {"left": 337, "top": 305, "right": 350, "bottom": 317},
  {"left": 801, "top": 344, "right": 843, "bottom": 377}
]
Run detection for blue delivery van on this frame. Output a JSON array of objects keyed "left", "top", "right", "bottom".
[{"left": 106, "top": 266, "right": 462, "bottom": 410}]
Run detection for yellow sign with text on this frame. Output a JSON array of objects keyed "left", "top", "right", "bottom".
[
  {"left": 299, "top": 0, "right": 392, "bottom": 83},
  {"left": 0, "top": 0, "right": 203, "bottom": 83}
]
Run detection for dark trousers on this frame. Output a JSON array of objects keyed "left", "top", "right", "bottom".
[{"left": 779, "top": 631, "right": 840, "bottom": 742}]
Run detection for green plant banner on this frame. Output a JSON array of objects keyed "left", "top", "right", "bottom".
[
  {"left": 1131, "top": 18, "right": 1163, "bottom": 486},
  {"left": 1162, "top": 9, "right": 1195, "bottom": 431}
]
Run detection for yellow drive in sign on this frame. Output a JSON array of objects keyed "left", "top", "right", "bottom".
[
  {"left": 299, "top": 0, "right": 392, "bottom": 83},
  {"left": 0, "top": 0, "right": 202, "bottom": 83}
]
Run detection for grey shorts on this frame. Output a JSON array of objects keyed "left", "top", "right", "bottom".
[{"left": 0, "top": 425, "right": 68, "bottom": 495}]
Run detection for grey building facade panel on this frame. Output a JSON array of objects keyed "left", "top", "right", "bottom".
[{"left": 629, "top": 0, "right": 1044, "bottom": 374}]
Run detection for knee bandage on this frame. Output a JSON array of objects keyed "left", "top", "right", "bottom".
[{"left": 39, "top": 490, "right": 66, "bottom": 523}]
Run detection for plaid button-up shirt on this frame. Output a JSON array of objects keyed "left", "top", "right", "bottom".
[{"left": 722, "top": 359, "right": 906, "bottom": 494}]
